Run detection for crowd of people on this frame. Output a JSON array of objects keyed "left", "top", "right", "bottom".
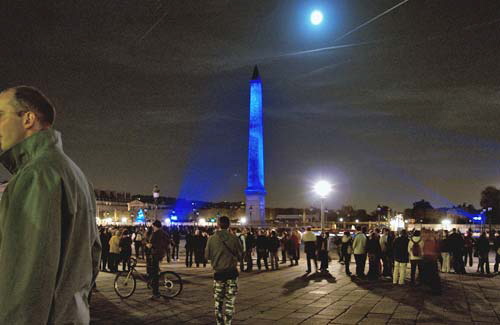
[{"left": 100, "top": 224, "right": 500, "bottom": 284}]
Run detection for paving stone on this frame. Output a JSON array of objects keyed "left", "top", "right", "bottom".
[
  {"left": 330, "top": 312, "right": 365, "bottom": 324},
  {"left": 371, "top": 301, "right": 399, "bottom": 314}
]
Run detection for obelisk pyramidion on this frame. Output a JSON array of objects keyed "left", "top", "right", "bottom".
[{"left": 245, "top": 65, "right": 266, "bottom": 226}]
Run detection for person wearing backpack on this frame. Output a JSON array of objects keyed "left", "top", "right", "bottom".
[{"left": 408, "top": 230, "right": 424, "bottom": 285}]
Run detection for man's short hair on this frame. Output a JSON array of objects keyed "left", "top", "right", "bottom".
[
  {"left": 11, "top": 86, "right": 56, "bottom": 127},
  {"left": 152, "top": 220, "right": 162, "bottom": 228},
  {"left": 219, "top": 216, "right": 230, "bottom": 229}
]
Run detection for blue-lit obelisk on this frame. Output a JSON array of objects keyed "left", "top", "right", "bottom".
[{"left": 245, "top": 65, "right": 266, "bottom": 226}]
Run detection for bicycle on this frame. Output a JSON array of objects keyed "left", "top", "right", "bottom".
[{"left": 114, "top": 257, "right": 183, "bottom": 299}]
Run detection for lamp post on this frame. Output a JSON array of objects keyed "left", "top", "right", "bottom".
[
  {"left": 153, "top": 185, "right": 160, "bottom": 221},
  {"left": 377, "top": 205, "right": 382, "bottom": 227},
  {"left": 313, "top": 180, "right": 332, "bottom": 230}
]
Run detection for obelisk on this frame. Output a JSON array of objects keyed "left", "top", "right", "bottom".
[{"left": 245, "top": 65, "right": 266, "bottom": 226}]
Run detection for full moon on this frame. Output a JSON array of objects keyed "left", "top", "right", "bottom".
[{"left": 310, "top": 10, "right": 323, "bottom": 25}]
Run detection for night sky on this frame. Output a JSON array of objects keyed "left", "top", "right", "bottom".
[{"left": 1, "top": 0, "right": 499, "bottom": 211}]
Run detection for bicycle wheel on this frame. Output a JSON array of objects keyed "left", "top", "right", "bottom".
[
  {"left": 158, "top": 271, "right": 183, "bottom": 298},
  {"left": 114, "top": 271, "right": 136, "bottom": 298}
]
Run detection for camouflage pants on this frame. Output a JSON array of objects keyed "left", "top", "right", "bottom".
[{"left": 213, "top": 278, "right": 238, "bottom": 325}]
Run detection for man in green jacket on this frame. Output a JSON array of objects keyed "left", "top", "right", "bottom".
[
  {"left": 0, "top": 86, "right": 101, "bottom": 324},
  {"left": 205, "top": 216, "right": 243, "bottom": 325}
]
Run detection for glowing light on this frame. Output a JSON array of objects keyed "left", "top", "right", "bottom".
[
  {"left": 355, "top": 219, "right": 359, "bottom": 223},
  {"left": 199, "top": 218, "right": 207, "bottom": 226},
  {"left": 339, "top": 218, "right": 343, "bottom": 222},
  {"left": 105, "top": 217, "right": 112, "bottom": 223},
  {"left": 441, "top": 219, "right": 451, "bottom": 229},
  {"left": 136, "top": 208, "right": 145, "bottom": 222},
  {"left": 164, "top": 218, "right": 171, "bottom": 226},
  {"left": 389, "top": 214, "right": 405, "bottom": 231},
  {"left": 240, "top": 217, "right": 247, "bottom": 225},
  {"left": 121, "top": 217, "right": 128, "bottom": 224},
  {"left": 314, "top": 180, "right": 332, "bottom": 198},
  {"left": 310, "top": 10, "right": 324, "bottom": 25},
  {"left": 171, "top": 215, "right": 178, "bottom": 221},
  {"left": 246, "top": 69, "right": 266, "bottom": 195}
]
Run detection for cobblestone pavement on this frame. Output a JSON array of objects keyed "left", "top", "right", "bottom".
[{"left": 91, "top": 255, "right": 500, "bottom": 324}]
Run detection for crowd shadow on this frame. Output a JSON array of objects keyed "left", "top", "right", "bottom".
[{"left": 282, "top": 271, "right": 336, "bottom": 295}]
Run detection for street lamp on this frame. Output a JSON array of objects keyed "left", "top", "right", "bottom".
[
  {"left": 153, "top": 185, "right": 160, "bottom": 221},
  {"left": 313, "top": 180, "right": 332, "bottom": 230},
  {"left": 377, "top": 205, "right": 382, "bottom": 227}
]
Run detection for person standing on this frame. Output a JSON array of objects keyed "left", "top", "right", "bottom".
[
  {"left": 393, "top": 230, "right": 409, "bottom": 285},
  {"left": 353, "top": 226, "right": 367, "bottom": 277},
  {"left": 171, "top": 228, "right": 180, "bottom": 261},
  {"left": 341, "top": 231, "right": 353, "bottom": 275},
  {"left": 147, "top": 220, "right": 168, "bottom": 299},
  {"left": 134, "top": 228, "right": 145, "bottom": 260},
  {"left": 185, "top": 230, "right": 194, "bottom": 267},
  {"left": 100, "top": 228, "right": 111, "bottom": 272},
  {"left": 440, "top": 230, "right": 451, "bottom": 273},
  {"left": 205, "top": 216, "right": 243, "bottom": 325},
  {"left": 366, "top": 231, "right": 382, "bottom": 280},
  {"left": 477, "top": 232, "right": 491, "bottom": 275},
  {"left": 280, "top": 232, "right": 288, "bottom": 264},
  {"left": 463, "top": 230, "right": 474, "bottom": 268},
  {"left": 494, "top": 231, "right": 500, "bottom": 273},
  {"left": 255, "top": 230, "right": 270, "bottom": 271},
  {"left": 449, "top": 228, "right": 466, "bottom": 274},
  {"left": 287, "top": 232, "right": 298, "bottom": 266},
  {"left": 317, "top": 232, "right": 330, "bottom": 272},
  {"left": 302, "top": 227, "right": 318, "bottom": 273},
  {"left": 244, "top": 229, "right": 255, "bottom": 272},
  {"left": 0, "top": 86, "right": 101, "bottom": 324},
  {"left": 268, "top": 230, "right": 280, "bottom": 270},
  {"left": 422, "top": 230, "right": 441, "bottom": 295},
  {"left": 408, "top": 230, "right": 424, "bottom": 285},
  {"left": 109, "top": 230, "right": 121, "bottom": 273},
  {"left": 119, "top": 230, "right": 133, "bottom": 271},
  {"left": 235, "top": 229, "right": 247, "bottom": 272},
  {"left": 379, "top": 228, "right": 391, "bottom": 277},
  {"left": 194, "top": 229, "right": 205, "bottom": 267}
]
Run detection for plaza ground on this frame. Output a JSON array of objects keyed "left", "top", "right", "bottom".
[{"left": 91, "top": 251, "right": 500, "bottom": 325}]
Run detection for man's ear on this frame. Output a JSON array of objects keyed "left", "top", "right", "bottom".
[{"left": 23, "top": 111, "right": 38, "bottom": 130}]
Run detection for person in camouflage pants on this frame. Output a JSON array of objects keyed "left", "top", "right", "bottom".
[
  {"left": 206, "top": 216, "right": 243, "bottom": 325},
  {"left": 213, "top": 278, "right": 238, "bottom": 324}
]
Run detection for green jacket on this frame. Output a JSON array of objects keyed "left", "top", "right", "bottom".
[
  {"left": 0, "top": 129, "right": 101, "bottom": 324},
  {"left": 205, "top": 229, "right": 243, "bottom": 273}
]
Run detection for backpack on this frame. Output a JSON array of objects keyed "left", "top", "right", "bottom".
[
  {"left": 135, "top": 233, "right": 143, "bottom": 241},
  {"left": 411, "top": 238, "right": 422, "bottom": 257}
]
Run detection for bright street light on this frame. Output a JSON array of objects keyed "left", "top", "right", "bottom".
[
  {"left": 310, "top": 10, "right": 324, "bottom": 25},
  {"left": 240, "top": 217, "right": 247, "bottom": 225},
  {"left": 313, "top": 180, "right": 332, "bottom": 198}
]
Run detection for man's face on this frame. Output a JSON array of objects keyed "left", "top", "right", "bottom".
[{"left": 0, "top": 90, "right": 28, "bottom": 151}]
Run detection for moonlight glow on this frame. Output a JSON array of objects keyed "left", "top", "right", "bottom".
[{"left": 310, "top": 10, "right": 324, "bottom": 25}]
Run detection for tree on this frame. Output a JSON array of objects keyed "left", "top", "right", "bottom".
[
  {"left": 412, "top": 200, "right": 434, "bottom": 223},
  {"left": 480, "top": 186, "right": 500, "bottom": 228}
]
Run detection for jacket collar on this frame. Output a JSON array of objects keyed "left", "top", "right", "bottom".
[{"left": 0, "top": 129, "right": 62, "bottom": 174}]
